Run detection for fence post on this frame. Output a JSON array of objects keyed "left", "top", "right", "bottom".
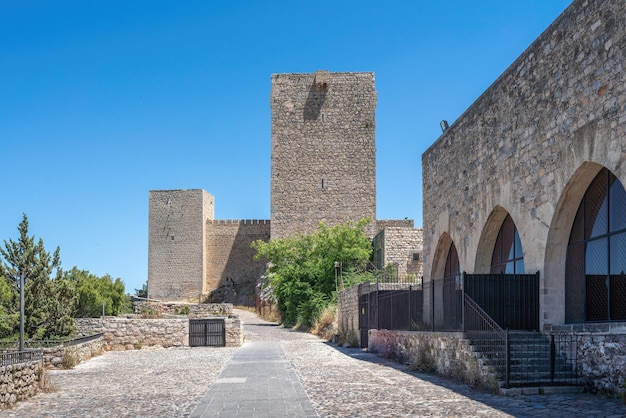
[
  {"left": 505, "top": 329, "right": 510, "bottom": 389},
  {"left": 431, "top": 278, "right": 435, "bottom": 331},
  {"left": 550, "top": 333, "right": 555, "bottom": 383}
]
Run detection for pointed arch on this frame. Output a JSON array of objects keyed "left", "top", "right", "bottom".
[
  {"left": 475, "top": 206, "right": 523, "bottom": 274},
  {"left": 428, "top": 232, "right": 463, "bottom": 330},
  {"left": 544, "top": 162, "right": 605, "bottom": 325},
  {"left": 564, "top": 167, "right": 626, "bottom": 322}
]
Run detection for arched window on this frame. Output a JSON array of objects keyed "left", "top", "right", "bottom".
[
  {"left": 443, "top": 242, "right": 462, "bottom": 329},
  {"left": 490, "top": 214, "right": 525, "bottom": 274},
  {"left": 566, "top": 168, "right": 626, "bottom": 322}
]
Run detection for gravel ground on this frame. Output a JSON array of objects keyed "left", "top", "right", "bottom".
[{"left": 2, "top": 346, "right": 237, "bottom": 417}]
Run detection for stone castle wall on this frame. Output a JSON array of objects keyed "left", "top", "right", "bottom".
[
  {"left": 148, "top": 190, "right": 214, "bottom": 301},
  {"left": 373, "top": 227, "right": 423, "bottom": 279},
  {"left": 422, "top": 0, "right": 625, "bottom": 328},
  {"left": 205, "top": 220, "right": 270, "bottom": 299},
  {"left": 270, "top": 70, "right": 377, "bottom": 239}
]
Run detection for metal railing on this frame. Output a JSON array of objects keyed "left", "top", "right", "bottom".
[
  {"left": 0, "top": 349, "right": 43, "bottom": 366},
  {"left": 463, "top": 293, "right": 509, "bottom": 386},
  {"left": 0, "top": 333, "right": 104, "bottom": 350}
]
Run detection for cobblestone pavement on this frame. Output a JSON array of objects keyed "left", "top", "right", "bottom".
[{"left": 3, "top": 309, "right": 626, "bottom": 417}]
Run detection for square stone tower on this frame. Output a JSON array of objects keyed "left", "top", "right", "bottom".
[
  {"left": 270, "top": 70, "right": 377, "bottom": 239},
  {"left": 148, "top": 189, "right": 214, "bottom": 301}
]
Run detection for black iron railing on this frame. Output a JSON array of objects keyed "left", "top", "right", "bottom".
[
  {"left": 463, "top": 293, "right": 509, "bottom": 386},
  {"left": 0, "top": 349, "right": 42, "bottom": 366},
  {"left": 0, "top": 333, "right": 104, "bottom": 350}
]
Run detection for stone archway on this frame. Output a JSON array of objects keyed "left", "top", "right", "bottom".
[
  {"left": 474, "top": 205, "right": 510, "bottom": 274},
  {"left": 543, "top": 161, "right": 604, "bottom": 326}
]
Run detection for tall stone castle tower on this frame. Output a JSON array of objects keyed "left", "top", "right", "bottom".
[{"left": 270, "top": 70, "right": 377, "bottom": 238}]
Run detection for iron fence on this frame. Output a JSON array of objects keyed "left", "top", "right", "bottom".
[
  {"left": 463, "top": 272, "right": 539, "bottom": 331},
  {"left": 0, "top": 349, "right": 42, "bottom": 367},
  {"left": 0, "top": 333, "right": 104, "bottom": 350},
  {"left": 463, "top": 293, "right": 508, "bottom": 385}
]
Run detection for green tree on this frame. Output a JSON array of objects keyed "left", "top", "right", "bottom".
[
  {"left": 252, "top": 218, "right": 372, "bottom": 328},
  {"left": 0, "top": 214, "right": 76, "bottom": 340},
  {"left": 65, "top": 267, "right": 131, "bottom": 317}
]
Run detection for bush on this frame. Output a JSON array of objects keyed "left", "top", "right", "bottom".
[
  {"left": 311, "top": 304, "right": 337, "bottom": 340},
  {"left": 61, "top": 349, "right": 80, "bottom": 369}
]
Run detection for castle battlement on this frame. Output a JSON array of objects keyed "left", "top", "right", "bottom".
[{"left": 208, "top": 219, "right": 270, "bottom": 226}]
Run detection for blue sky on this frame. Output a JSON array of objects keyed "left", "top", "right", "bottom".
[{"left": 1, "top": 0, "right": 572, "bottom": 293}]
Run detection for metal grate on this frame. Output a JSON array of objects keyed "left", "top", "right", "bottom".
[{"left": 189, "top": 319, "right": 225, "bottom": 347}]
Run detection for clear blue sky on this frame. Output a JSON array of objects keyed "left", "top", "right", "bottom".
[{"left": 1, "top": 0, "right": 572, "bottom": 293}]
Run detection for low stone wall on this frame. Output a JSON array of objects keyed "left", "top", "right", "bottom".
[
  {"left": 76, "top": 317, "right": 243, "bottom": 349},
  {"left": 42, "top": 336, "right": 105, "bottom": 369},
  {"left": 551, "top": 323, "right": 626, "bottom": 395},
  {"left": 225, "top": 318, "right": 244, "bottom": 347},
  {"left": 0, "top": 360, "right": 43, "bottom": 409},
  {"left": 368, "top": 330, "right": 498, "bottom": 391},
  {"left": 133, "top": 302, "right": 233, "bottom": 318}
]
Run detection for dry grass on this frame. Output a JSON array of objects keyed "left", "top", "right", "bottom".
[{"left": 310, "top": 304, "right": 337, "bottom": 340}]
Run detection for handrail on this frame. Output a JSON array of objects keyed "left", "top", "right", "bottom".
[
  {"left": 0, "top": 349, "right": 43, "bottom": 366},
  {"left": 463, "top": 294, "right": 506, "bottom": 338},
  {"left": 463, "top": 293, "right": 509, "bottom": 387}
]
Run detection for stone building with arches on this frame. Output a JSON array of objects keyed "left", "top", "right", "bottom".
[{"left": 422, "top": 0, "right": 624, "bottom": 332}]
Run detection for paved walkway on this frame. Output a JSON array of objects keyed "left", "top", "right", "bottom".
[
  {"left": 191, "top": 341, "right": 317, "bottom": 417},
  {"left": 4, "top": 309, "right": 626, "bottom": 417}
]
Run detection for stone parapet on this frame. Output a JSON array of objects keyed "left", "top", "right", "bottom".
[
  {"left": 133, "top": 302, "right": 233, "bottom": 318},
  {"left": 75, "top": 316, "right": 243, "bottom": 349}
]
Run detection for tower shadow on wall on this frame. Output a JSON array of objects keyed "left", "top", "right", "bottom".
[{"left": 303, "top": 76, "right": 328, "bottom": 121}]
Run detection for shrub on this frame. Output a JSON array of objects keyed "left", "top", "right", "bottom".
[
  {"left": 61, "top": 349, "right": 80, "bottom": 369},
  {"left": 311, "top": 304, "right": 337, "bottom": 340}
]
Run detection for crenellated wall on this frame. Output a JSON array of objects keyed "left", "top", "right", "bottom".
[{"left": 205, "top": 220, "right": 270, "bottom": 301}]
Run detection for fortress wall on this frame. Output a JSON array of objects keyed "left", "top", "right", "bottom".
[{"left": 205, "top": 219, "right": 271, "bottom": 296}]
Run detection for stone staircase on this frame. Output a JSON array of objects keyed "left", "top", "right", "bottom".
[{"left": 468, "top": 331, "right": 584, "bottom": 395}]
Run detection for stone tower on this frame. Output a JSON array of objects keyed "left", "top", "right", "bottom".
[
  {"left": 270, "top": 70, "right": 377, "bottom": 239},
  {"left": 148, "top": 189, "right": 214, "bottom": 301}
]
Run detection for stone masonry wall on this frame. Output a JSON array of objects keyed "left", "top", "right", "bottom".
[
  {"left": 551, "top": 323, "right": 626, "bottom": 395},
  {"left": 369, "top": 330, "right": 498, "bottom": 391},
  {"left": 205, "top": 220, "right": 270, "bottom": 304},
  {"left": 270, "top": 70, "right": 377, "bottom": 239},
  {"left": 376, "top": 219, "right": 414, "bottom": 233},
  {"left": 0, "top": 360, "right": 43, "bottom": 409},
  {"left": 133, "top": 302, "right": 233, "bottom": 317},
  {"left": 422, "top": 0, "right": 626, "bottom": 328},
  {"left": 148, "top": 189, "right": 215, "bottom": 301},
  {"left": 337, "top": 284, "right": 360, "bottom": 346},
  {"left": 373, "top": 227, "right": 424, "bottom": 280},
  {"left": 75, "top": 317, "right": 243, "bottom": 348},
  {"left": 42, "top": 336, "right": 105, "bottom": 369}
]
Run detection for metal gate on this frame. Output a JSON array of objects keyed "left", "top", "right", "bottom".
[{"left": 189, "top": 319, "right": 225, "bottom": 347}]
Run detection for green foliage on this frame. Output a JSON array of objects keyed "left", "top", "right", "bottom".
[
  {"left": 252, "top": 218, "right": 372, "bottom": 328},
  {"left": 65, "top": 267, "right": 132, "bottom": 317},
  {"left": 0, "top": 214, "right": 76, "bottom": 339}
]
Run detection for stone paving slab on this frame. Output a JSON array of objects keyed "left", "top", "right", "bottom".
[{"left": 191, "top": 341, "right": 317, "bottom": 417}]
